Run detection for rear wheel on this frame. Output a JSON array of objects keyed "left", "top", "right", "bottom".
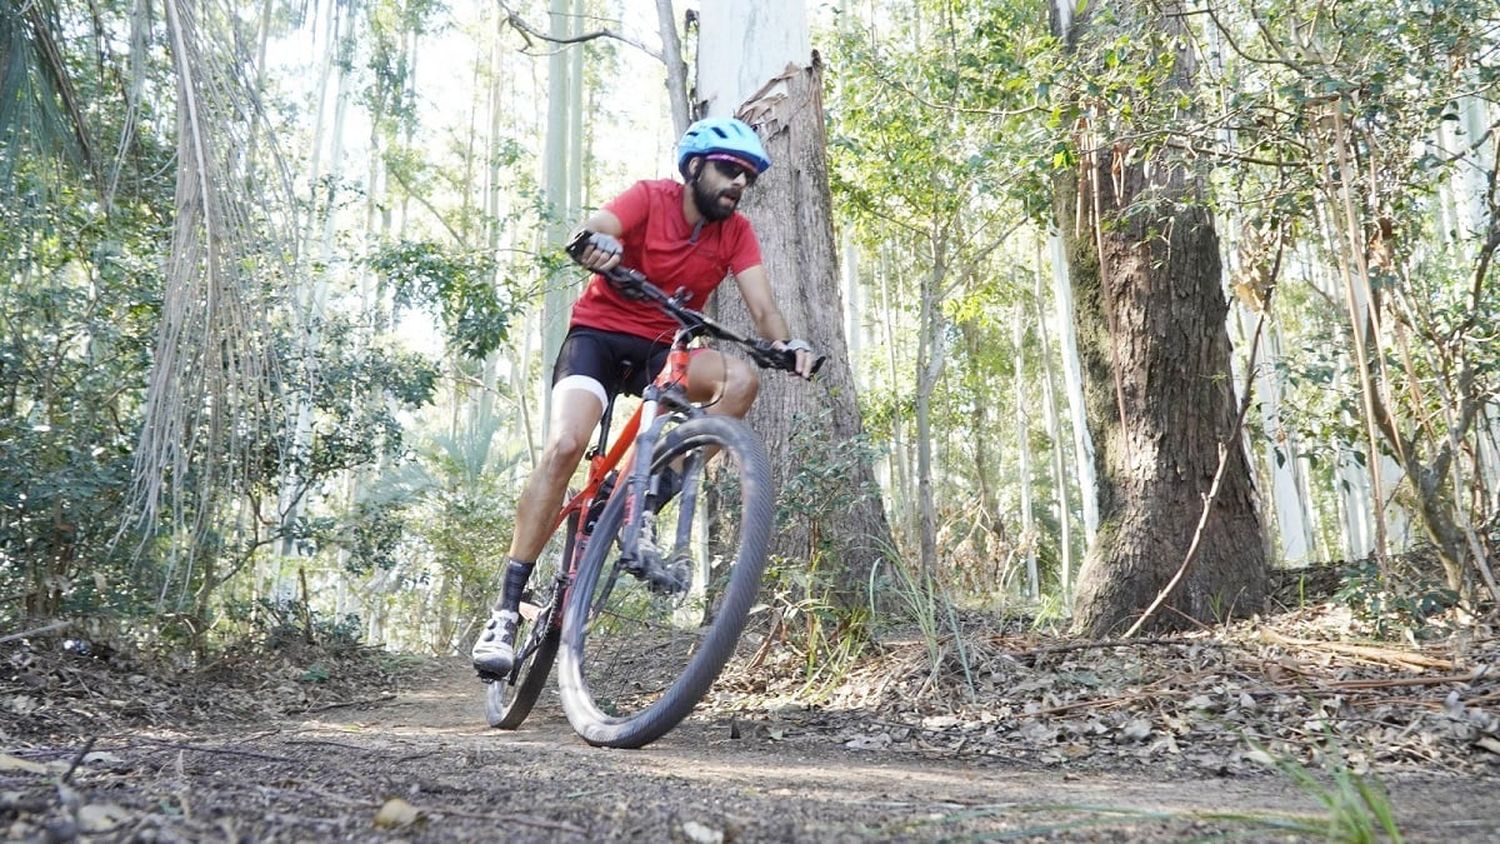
[
  {"left": 557, "top": 415, "right": 773, "bottom": 748},
  {"left": 484, "top": 513, "right": 576, "bottom": 729}
]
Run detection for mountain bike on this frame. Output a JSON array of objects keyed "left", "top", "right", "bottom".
[{"left": 483, "top": 267, "right": 823, "bottom": 749}]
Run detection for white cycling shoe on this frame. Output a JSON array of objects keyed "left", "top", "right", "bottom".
[{"left": 472, "top": 608, "right": 520, "bottom": 678}]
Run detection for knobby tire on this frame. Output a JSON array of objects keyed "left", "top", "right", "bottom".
[{"left": 557, "top": 415, "right": 773, "bottom": 748}]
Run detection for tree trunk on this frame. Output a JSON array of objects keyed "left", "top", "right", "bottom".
[
  {"left": 880, "top": 245, "right": 912, "bottom": 536},
  {"left": 1246, "top": 320, "right": 1316, "bottom": 564},
  {"left": 1013, "top": 304, "right": 1038, "bottom": 598},
  {"left": 1055, "top": 0, "right": 1266, "bottom": 638},
  {"left": 914, "top": 247, "right": 946, "bottom": 574},
  {"left": 1048, "top": 228, "right": 1099, "bottom": 547},
  {"left": 1034, "top": 244, "right": 1075, "bottom": 600},
  {"left": 711, "top": 60, "right": 894, "bottom": 603},
  {"left": 653, "top": 0, "right": 691, "bottom": 135},
  {"left": 1056, "top": 133, "right": 1267, "bottom": 634},
  {"left": 539, "top": 0, "right": 572, "bottom": 432}
]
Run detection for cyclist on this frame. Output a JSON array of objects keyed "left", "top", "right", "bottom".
[{"left": 473, "top": 116, "right": 819, "bottom": 678}]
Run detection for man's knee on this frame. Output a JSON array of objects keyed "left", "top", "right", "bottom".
[
  {"left": 542, "top": 428, "right": 590, "bottom": 472},
  {"left": 723, "top": 360, "right": 760, "bottom": 412}
]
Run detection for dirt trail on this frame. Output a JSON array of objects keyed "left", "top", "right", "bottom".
[{"left": 6, "top": 655, "right": 1497, "bottom": 841}]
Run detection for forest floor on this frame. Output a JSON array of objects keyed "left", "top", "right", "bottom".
[{"left": 5, "top": 593, "right": 1500, "bottom": 842}]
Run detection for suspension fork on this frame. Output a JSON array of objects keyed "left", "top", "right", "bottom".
[
  {"left": 615, "top": 384, "right": 702, "bottom": 563},
  {"left": 616, "top": 395, "right": 664, "bottom": 564}
]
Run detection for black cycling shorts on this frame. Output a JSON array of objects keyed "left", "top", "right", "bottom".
[{"left": 551, "top": 326, "right": 671, "bottom": 400}]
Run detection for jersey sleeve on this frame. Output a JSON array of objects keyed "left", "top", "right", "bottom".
[
  {"left": 603, "top": 181, "right": 653, "bottom": 236},
  {"left": 726, "top": 216, "right": 764, "bottom": 274}
]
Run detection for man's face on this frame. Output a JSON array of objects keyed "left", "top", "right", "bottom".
[{"left": 690, "top": 155, "right": 756, "bottom": 221}]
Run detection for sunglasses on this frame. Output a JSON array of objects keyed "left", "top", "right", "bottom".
[{"left": 709, "top": 158, "right": 758, "bottom": 186}]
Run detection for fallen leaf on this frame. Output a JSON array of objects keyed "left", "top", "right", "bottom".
[
  {"left": 844, "top": 733, "right": 892, "bottom": 751},
  {"left": 1061, "top": 741, "right": 1093, "bottom": 759},
  {"left": 77, "top": 803, "right": 132, "bottom": 833},
  {"left": 682, "top": 820, "right": 724, "bottom": 844},
  {"left": 373, "top": 797, "right": 422, "bottom": 829},
  {"left": 0, "top": 755, "right": 48, "bottom": 775},
  {"left": 1242, "top": 749, "right": 1278, "bottom": 767}
]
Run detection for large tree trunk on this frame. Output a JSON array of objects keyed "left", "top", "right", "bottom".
[
  {"left": 1056, "top": 139, "right": 1267, "bottom": 635},
  {"left": 713, "top": 60, "right": 894, "bottom": 604},
  {"left": 538, "top": 0, "right": 573, "bottom": 432},
  {"left": 1054, "top": 0, "right": 1266, "bottom": 638}
]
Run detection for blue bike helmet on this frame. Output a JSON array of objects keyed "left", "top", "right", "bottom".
[{"left": 675, "top": 117, "right": 772, "bottom": 179}]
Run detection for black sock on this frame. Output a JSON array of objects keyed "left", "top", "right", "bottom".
[{"left": 498, "top": 559, "right": 534, "bottom": 613}]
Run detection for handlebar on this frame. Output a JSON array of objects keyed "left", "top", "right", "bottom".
[{"left": 601, "top": 267, "right": 826, "bottom": 378}]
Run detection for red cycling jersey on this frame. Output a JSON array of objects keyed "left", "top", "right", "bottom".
[{"left": 569, "top": 179, "right": 763, "bottom": 343}]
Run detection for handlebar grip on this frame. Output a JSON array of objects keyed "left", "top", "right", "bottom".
[
  {"left": 602, "top": 267, "right": 651, "bottom": 300},
  {"left": 750, "top": 341, "right": 826, "bottom": 378}
]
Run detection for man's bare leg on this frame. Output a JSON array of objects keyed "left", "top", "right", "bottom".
[
  {"left": 640, "top": 351, "right": 760, "bottom": 510},
  {"left": 508, "top": 387, "right": 607, "bottom": 560},
  {"left": 473, "top": 384, "right": 604, "bottom": 676}
]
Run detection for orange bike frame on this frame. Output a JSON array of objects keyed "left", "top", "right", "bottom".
[{"left": 545, "top": 343, "right": 697, "bottom": 543}]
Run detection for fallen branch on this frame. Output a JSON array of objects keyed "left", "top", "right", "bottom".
[
  {"left": 133, "top": 738, "right": 293, "bottom": 763},
  {"left": 294, "top": 693, "right": 398, "bottom": 714},
  {"left": 1257, "top": 628, "right": 1456, "bottom": 671},
  {"left": 430, "top": 807, "right": 587, "bottom": 834},
  {"left": 60, "top": 736, "right": 98, "bottom": 784},
  {"left": 1322, "top": 671, "right": 1481, "bottom": 691},
  {"left": 0, "top": 620, "right": 72, "bottom": 645},
  {"left": 1025, "top": 636, "right": 1206, "bottom": 659}
]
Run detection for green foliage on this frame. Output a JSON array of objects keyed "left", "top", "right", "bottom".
[
  {"left": 1334, "top": 559, "right": 1459, "bottom": 640},
  {"left": 369, "top": 240, "right": 518, "bottom": 360},
  {"left": 872, "top": 546, "right": 977, "bottom": 701},
  {"left": 0, "top": 125, "right": 173, "bottom": 627},
  {"left": 1246, "top": 738, "right": 1404, "bottom": 843},
  {"left": 279, "top": 316, "right": 439, "bottom": 482},
  {"left": 826, "top": 2, "right": 1056, "bottom": 238},
  {"left": 225, "top": 596, "right": 366, "bottom": 653},
  {"left": 778, "top": 407, "right": 883, "bottom": 546},
  {"left": 758, "top": 553, "right": 870, "bottom": 694}
]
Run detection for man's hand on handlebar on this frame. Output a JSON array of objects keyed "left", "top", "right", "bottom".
[
  {"left": 566, "top": 229, "right": 623, "bottom": 273},
  {"left": 767, "top": 339, "right": 823, "bottom": 380}
]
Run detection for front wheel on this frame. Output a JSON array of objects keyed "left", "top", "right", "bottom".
[{"left": 557, "top": 415, "right": 774, "bottom": 748}]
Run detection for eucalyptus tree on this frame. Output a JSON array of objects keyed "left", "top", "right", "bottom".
[
  {"left": 0, "top": 0, "right": 306, "bottom": 634},
  {"left": 1, "top": 0, "right": 164, "bottom": 623},
  {"left": 826, "top": 1, "right": 1044, "bottom": 577},
  {"left": 1192, "top": 0, "right": 1500, "bottom": 601},
  {"left": 699, "top": 1, "right": 893, "bottom": 603},
  {"left": 1051, "top": 0, "right": 1268, "bottom": 636}
]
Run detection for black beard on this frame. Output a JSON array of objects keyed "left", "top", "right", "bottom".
[{"left": 690, "top": 176, "right": 736, "bottom": 222}]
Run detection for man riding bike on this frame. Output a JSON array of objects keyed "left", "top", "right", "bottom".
[{"left": 472, "top": 116, "right": 818, "bottom": 678}]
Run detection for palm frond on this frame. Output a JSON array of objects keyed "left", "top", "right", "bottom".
[
  {"left": 123, "top": 0, "right": 297, "bottom": 608},
  {"left": 0, "top": 0, "right": 98, "bottom": 192}
]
